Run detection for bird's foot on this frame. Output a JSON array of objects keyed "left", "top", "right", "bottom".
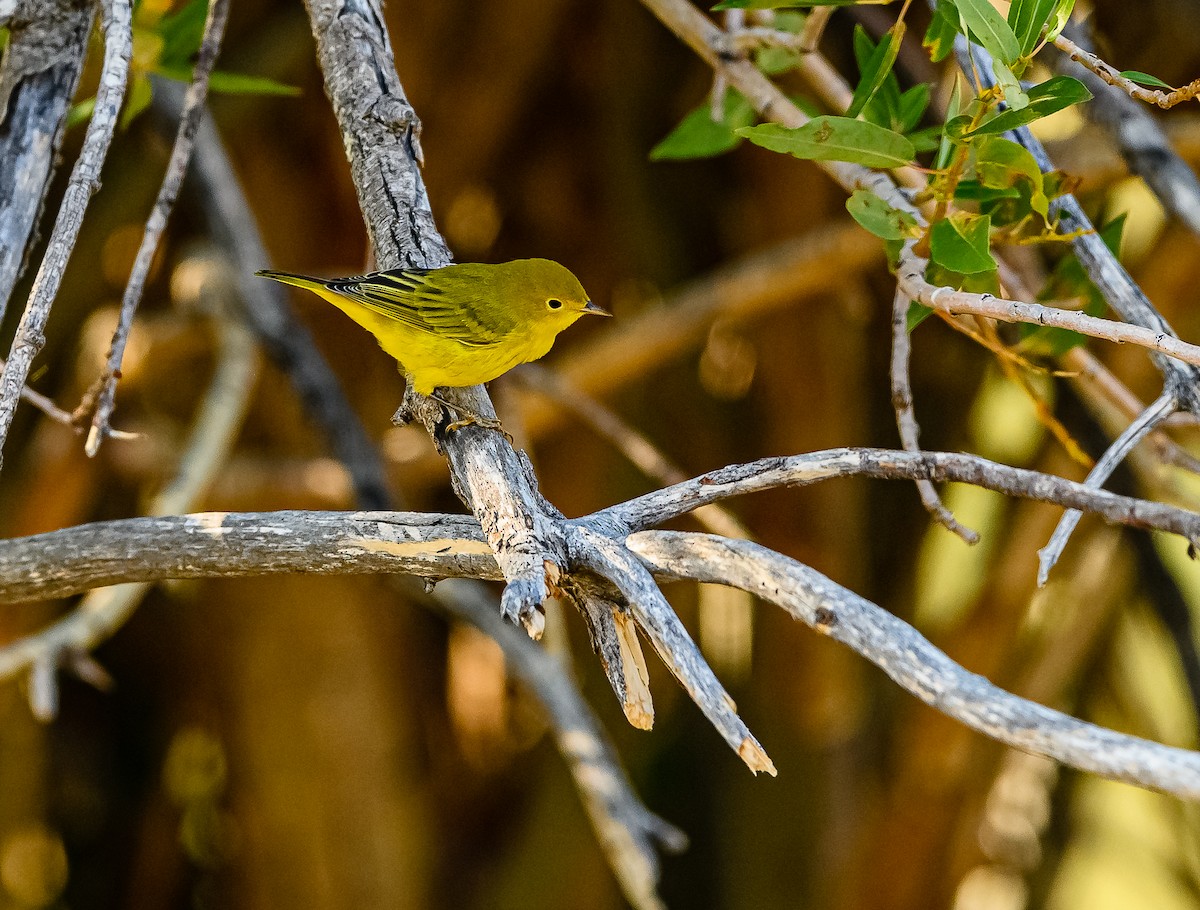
[{"left": 427, "top": 391, "right": 510, "bottom": 440}]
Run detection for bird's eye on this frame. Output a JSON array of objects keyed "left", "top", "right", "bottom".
[{"left": 547, "top": 298, "right": 563, "bottom": 310}]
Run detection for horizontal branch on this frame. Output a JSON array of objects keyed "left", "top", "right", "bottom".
[
  {"left": 628, "top": 531, "right": 1200, "bottom": 800},
  {"left": 0, "top": 511, "right": 497, "bottom": 602},
  {"left": 9, "top": 446, "right": 1200, "bottom": 606},
  {"left": 897, "top": 245, "right": 1200, "bottom": 371},
  {"left": 590, "top": 447, "right": 1200, "bottom": 543}
]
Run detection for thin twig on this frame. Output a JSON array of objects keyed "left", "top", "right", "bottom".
[
  {"left": 0, "top": 0, "right": 132, "bottom": 469},
  {"left": 84, "top": 0, "right": 229, "bottom": 457},
  {"left": 800, "top": 6, "right": 834, "bottom": 53},
  {"left": 1051, "top": 23, "right": 1200, "bottom": 238},
  {"left": 896, "top": 245, "right": 1200, "bottom": 371},
  {"left": 627, "top": 531, "right": 1200, "bottom": 801},
  {"left": 891, "top": 285, "right": 978, "bottom": 542},
  {"left": 1037, "top": 391, "right": 1178, "bottom": 586},
  {"left": 1052, "top": 32, "right": 1200, "bottom": 110}
]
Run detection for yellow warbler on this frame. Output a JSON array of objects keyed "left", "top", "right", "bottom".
[{"left": 255, "top": 259, "right": 609, "bottom": 395}]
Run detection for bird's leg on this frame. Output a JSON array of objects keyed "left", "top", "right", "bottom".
[{"left": 427, "top": 390, "right": 507, "bottom": 435}]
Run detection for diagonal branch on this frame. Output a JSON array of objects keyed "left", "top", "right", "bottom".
[
  {"left": 84, "top": 0, "right": 230, "bottom": 457},
  {"left": 1037, "top": 391, "right": 1178, "bottom": 585},
  {"left": 627, "top": 531, "right": 1200, "bottom": 800},
  {"left": 0, "top": 0, "right": 132, "bottom": 468}
]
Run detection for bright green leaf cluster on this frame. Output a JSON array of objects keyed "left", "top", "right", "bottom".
[{"left": 71, "top": 0, "right": 300, "bottom": 130}]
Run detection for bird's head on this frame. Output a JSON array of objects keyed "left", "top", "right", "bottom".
[{"left": 508, "top": 258, "right": 611, "bottom": 328}]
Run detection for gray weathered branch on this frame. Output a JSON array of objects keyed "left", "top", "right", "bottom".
[
  {"left": 84, "top": 0, "right": 229, "bottom": 456},
  {"left": 0, "top": 0, "right": 93, "bottom": 323},
  {"left": 628, "top": 531, "right": 1200, "bottom": 800},
  {"left": 0, "top": 0, "right": 131, "bottom": 467}
]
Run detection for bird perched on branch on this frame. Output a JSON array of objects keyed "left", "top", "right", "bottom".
[{"left": 256, "top": 258, "right": 609, "bottom": 427}]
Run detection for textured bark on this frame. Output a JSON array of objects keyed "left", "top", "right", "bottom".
[{"left": 0, "top": 0, "right": 93, "bottom": 323}]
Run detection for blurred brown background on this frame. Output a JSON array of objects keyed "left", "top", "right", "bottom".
[{"left": 5, "top": 0, "right": 1200, "bottom": 908}]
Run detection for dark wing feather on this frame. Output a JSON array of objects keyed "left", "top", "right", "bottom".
[{"left": 326, "top": 269, "right": 502, "bottom": 347}]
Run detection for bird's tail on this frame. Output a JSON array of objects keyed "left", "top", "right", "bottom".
[{"left": 254, "top": 269, "right": 331, "bottom": 293}]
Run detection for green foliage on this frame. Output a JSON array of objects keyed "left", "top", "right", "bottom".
[
  {"left": 1020, "top": 215, "right": 1126, "bottom": 355},
  {"left": 649, "top": 91, "right": 756, "bottom": 161},
  {"left": 930, "top": 211, "right": 996, "bottom": 274},
  {"left": 712, "top": 0, "right": 894, "bottom": 9},
  {"left": 72, "top": 0, "right": 299, "bottom": 131},
  {"left": 975, "top": 136, "right": 1049, "bottom": 218},
  {"left": 947, "top": 0, "right": 1021, "bottom": 66},
  {"left": 948, "top": 76, "right": 1091, "bottom": 138},
  {"left": 1007, "top": 0, "right": 1060, "bottom": 58},
  {"left": 847, "top": 23, "right": 905, "bottom": 120},
  {"left": 846, "top": 190, "right": 919, "bottom": 240},
  {"left": 737, "top": 117, "right": 915, "bottom": 168},
  {"left": 1119, "top": 70, "right": 1172, "bottom": 89}
]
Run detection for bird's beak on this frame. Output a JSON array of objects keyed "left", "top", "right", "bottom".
[{"left": 583, "top": 299, "right": 613, "bottom": 317}]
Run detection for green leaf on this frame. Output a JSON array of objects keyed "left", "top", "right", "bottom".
[
  {"left": 930, "top": 211, "right": 995, "bottom": 273},
  {"left": 965, "top": 75, "right": 1091, "bottom": 137},
  {"left": 975, "top": 135, "right": 1048, "bottom": 217},
  {"left": 712, "top": 0, "right": 892, "bottom": 7},
  {"left": 923, "top": 6, "right": 959, "bottom": 63},
  {"left": 649, "top": 91, "right": 756, "bottom": 161},
  {"left": 738, "top": 116, "right": 915, "bottom": 168},
  {"left": 157, "top": 0, "right": 208, "bottom": 67},
  {"left": 1007, "top": 0, "right": 1059, "bottom": 57},
  {"left": 954, "top": 0, "right": 1021, "bottom": 65},
  {"left": 1045, "top": 0, "right": 1076, "bottom": 42},
  {"left": 907, "top": 124, "right": 943, "bottom": 153},
  {"left": 120, "top": 75, "right": 153, "bottom": 129},
  {"left": 896, "top": 83, "right": 931, "bottom": 134},
  {"left": 846, "top": 189, "right": 919, "bottom": 240},
  {"left": 952, "top": 179, "right": 1021, "bottom": 204},
  {"left": 991, "top": 60, "right": 1029, "bottom": 111},
  {"left": 927, "top": 260, "right": 1001, "bottom": 295},
  {"left": 934, "top": 78, "right": 963, "bottom": 171},
  {"left": 1119, "top": 70, "right": 1172, "bottom": 89},
  {"left": 847, "top": 22, "right": 905, "bottom": 120},
  {"left": 907, "top": 302, "right": 935, "bottom": 332},
  {"left": 68, "top": 97, "right": 96, "bottom": 128}
]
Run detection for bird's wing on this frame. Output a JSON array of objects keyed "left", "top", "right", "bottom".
[{"left": 325, "top": 269, "right": 502, "bottom": 347}]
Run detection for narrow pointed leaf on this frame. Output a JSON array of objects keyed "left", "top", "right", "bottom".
[{"left": 738, "top": 117, "right": 915, "bottom": 168}]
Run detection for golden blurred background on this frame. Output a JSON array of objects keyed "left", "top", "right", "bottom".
[{"left": 5, "top": 0, "right": 1200, "bottom": 907}]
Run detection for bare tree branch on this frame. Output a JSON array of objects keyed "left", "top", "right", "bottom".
[
  {"left": 0, "top": 0, "right": 93, "bottom": 322},
  {"left": 84, "top": 0, "right": 229, "bottom": 456},
  {"left": 9, "top": 447, "right": 1200, "bottom": 606},
  {"left": 890, "top": 285, "right": 978, "bottom": 543},
  {"left": 300, "top": 0, "right": 772, "bottom": 778},
  {"left": 627, "top": 531, "right": 1200, "bottom": 800},
  {"left": 1038, "top": 391, "right": 1177, "bottom": 585},
  {"left": 1051, "top": 22, "right": 1200, "bottom": 239},
  {"left": 0, "top": 0, "right": 131, "bottom": 468}
]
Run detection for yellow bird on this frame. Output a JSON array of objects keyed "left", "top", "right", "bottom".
[{"left": 255, "top": 259, "right": 610, "bottom": 398}]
